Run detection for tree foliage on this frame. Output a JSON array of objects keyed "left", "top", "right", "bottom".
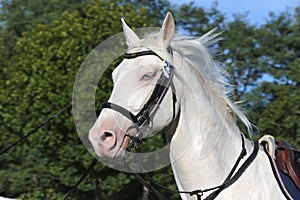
[
  {"left": 246, "top": 8, "right": 300, "bottom": 145},
  {"left": 0, "top": 0, "right": 299, "bottom": 199},
  {"left": 0, "top": 1, "right": 159, "bottom": 199}
]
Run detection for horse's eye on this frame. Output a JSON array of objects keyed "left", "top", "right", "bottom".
[{"left": 142, "top": 72, "right": 155, "bottom": 81}]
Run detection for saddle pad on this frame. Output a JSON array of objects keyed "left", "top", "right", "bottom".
[
  {"left": 277, "top": 163, "right": 300, "bottom": 199},
  {"left": 262, "top": 139, "right": 300, "bottom": 200}
]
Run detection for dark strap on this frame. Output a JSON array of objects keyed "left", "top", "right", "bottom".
[
  {"left": 101, "top": 73, "right": 173, "bottom": 127},
  {"left": 0, "top": 104, "right": 72, "bottom": 156},
  {"left": 205, "top": 140, "right": 259, "bottom": 200},
  {"left": 62, "top": 158, "right": 98, "bottom": 200},
  {"left": 135, "top": 65, "right": 174, "bottom": 124},
  {"left": 102, "top": 102, "right": 138, "bottom": 123},
  {"left": 124, "top": 50, "right": 161, "bottom": 60}
]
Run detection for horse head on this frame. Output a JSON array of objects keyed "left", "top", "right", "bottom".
[{"left": 89, "top": 12, "right": 179, "bottom": 158}]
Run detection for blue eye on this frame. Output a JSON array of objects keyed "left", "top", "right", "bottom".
[{"left": 142, "top": 72, "right": 154, "bottom": 81}]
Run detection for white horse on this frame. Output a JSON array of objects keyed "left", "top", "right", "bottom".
[{"left": 89, "top": 12, "right": 291, "bottom": 199}]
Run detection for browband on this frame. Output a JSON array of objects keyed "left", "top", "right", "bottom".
[
  {"left": 123, "top": 50, "right": 161, "bottom": 60},
  {"left": 123, "top": 47, "right": 173, "bottom": 60}
]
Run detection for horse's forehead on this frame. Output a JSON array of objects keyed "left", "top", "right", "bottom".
[{"left": 112, "top": 55, "right": 162, "bottom": 79}]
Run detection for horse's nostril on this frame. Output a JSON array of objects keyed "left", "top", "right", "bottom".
[
  {"left": 104, "top": 131, "right": 113, "bottom": 138},
  {"left": 99, "top": 131, "right": 116, "bottom": 148}
]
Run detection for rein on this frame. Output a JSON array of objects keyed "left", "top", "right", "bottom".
[
  {"left": 131, "top": 134, "right": 259, "bottom": 200},
  {"left": 0, "top": 104, "right": 72, "bottom": 156}
]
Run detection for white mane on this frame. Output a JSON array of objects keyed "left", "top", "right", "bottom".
[{"left": 139, "top": 29, "right": 253, "bottom": 134}]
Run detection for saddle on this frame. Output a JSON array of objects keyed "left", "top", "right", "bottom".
[{"left": 275, "top": 140, "right": 300, "bottom": 190}]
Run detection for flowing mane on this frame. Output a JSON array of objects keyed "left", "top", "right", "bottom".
[{"left": 138, "top": 29, "right": 253, "bottom": 134}]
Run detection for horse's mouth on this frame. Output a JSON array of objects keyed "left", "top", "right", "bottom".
[{"left": 113, "top": 136, "right": 131, "bottom": 157}]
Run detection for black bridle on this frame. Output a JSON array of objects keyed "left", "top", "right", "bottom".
[{"left": 102, "top": 49, "right": 177, "bottom": 147}]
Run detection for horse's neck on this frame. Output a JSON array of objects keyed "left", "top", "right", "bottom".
[{"left": 169, "top": 64, "right": 253, "bottom": 193}]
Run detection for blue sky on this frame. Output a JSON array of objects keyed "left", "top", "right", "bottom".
[{"left": 169, "top": 0, "right": 299, "bottom": 25}]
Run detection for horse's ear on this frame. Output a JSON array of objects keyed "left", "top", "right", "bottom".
[
  {"left": 121, "top": 18, "right": 140, "bottom": 48},
  {"left": 157, "top": 12, "right": 175, "bottom": 48}
]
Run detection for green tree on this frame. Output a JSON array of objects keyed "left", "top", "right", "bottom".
[
  {"left": 119, "top": 0, "right": 171, "bottom": 24},
  {"left": 220, "top": 16, "right": 266, "bottom": 100},
  {"left": 173, "top": 1, "right": 225, "bottom": 35},
  {"left": 246, "top": 8, "right": 300, "bottom": 146},
  {"left": 0, "top": 1, "right": 162, "bottom": 199},
  {"left": 0, "top": 0, "right": 92, "bottom": 49}
]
